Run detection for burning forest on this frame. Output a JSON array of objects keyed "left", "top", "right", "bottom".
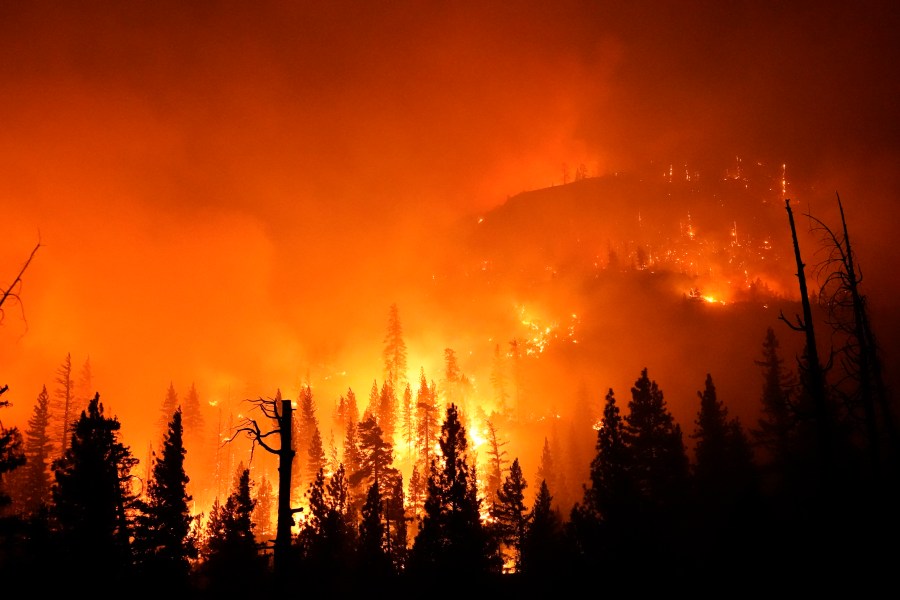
[{"left": 2, "top": 0, "right": 900, "bottom": 594}]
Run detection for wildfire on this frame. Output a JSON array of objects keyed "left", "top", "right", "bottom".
[{"left": 516, "top": 305, "right": 580, "bottom": 355}]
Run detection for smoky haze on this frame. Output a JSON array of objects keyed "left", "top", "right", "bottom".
[{"left": 2, "top": 1, "right": 899, "bottom": 498}]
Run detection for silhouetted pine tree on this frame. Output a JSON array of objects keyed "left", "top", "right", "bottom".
[
  {"left": 407, "top": 463, "right": 426, "bottom": 530},
  {"left": 623, "top": 368, "right": 690, "bottom": 576},
  {"left": 689, "top": 373, "right": 760, "bottom": 574},
  {"left": 386, "top": 473, "right": 408, "bottom": 573},
  {"left": 51, "top": 353, "right": 75, "bottom": 458},
  {"left": 358, "top": 476, "right": 392, "bottom": 580},
  {"left": 199, "top": 466, "right": 266, "bottom": 592},
  {"left": 692, "top": 374, "right": 757, "bottom": 495},
  {"left": 0, "top": 388, "right": 28, "bottom": 577},
  {"left": 351, "top": 412, "right": 400, "bottom": 523},
  {"left": 253, "top": 471, "right": 274, "bottom": 542},
  {"left": 377, "top": 379, "right": 397, "bottom": 445},
  {"left": 342, "top": 414, "right": 362, "bottom": 498},
  {"left": 442, "top": 348, "right": 462, "bottom": 410},
  {"left": 181, "top": 382, "right": 204, "bottom": 435},
  {"left": 307, "top": 425, "right": 326, "bottom": 482},
  {"left": 536, "top": 437, "right": 561, "bottom": 512},
  {"left": 293, "top": 383, "right": 317, "bottom": 498},
  {"left": 520, "top": 479, "right": 568, "bottom": 582},
  {"left": 752, "top": 327, "right": 797, "bottom": 473},
  {"left": 50, "top": 393, "right": 138, "bottom": 585},
  {"left": 570, "top": 388, "right": 636, "bottom": 570},
  {"left": 489, "top": 457, "right": 528, "bottom": 572},
  {"left": 625, "top": 369, "right": 689, "bottom": 503},
  {"left": 382, "top": 303, "right": 408, "bottom": 392},
  {"left": 74, "top": 357, "right": 93, "bottom": 423},
  {"left": 400, "top": 382, "right": 415, "bottom": 460},
  {"left": 15, "top": 385, "right": 54, "bottom": 516},
  {"left": 415, "top": 370, "right": 439, "bottom": 478},
  {"left": 409, "top": 403, "right": 500, "bottom": 581},
  {"left": 132, "top": 407, "right": 197, "bottom": 589},
  {"left": 0, "top": 388, "right": 24, "bottom": 512},
  {"left": 158, "top": 382, "right": 179, "bottom": 442},
  {"left": 297, "top": 464, "right": 357, "bottom": 590}
]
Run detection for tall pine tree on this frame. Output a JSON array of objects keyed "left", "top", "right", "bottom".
[
  {"left": 132, "top": 407, "right": 197, "bottom": 589},
  {"left": 409, "top": 403, "right": 499, "bottom": 580},
  {"left": 16, "top": 385, "right": 54, "bottom": 516},
  {"left": 50, "top": 393, "right": 139, "bottom": 585}
]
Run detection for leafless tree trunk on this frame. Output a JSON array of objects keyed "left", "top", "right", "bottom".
[
  {"left": 808, "top": 193, "right": 897, "bottom": 477},
  {"left": 780, "top": 199, "right": 833, "bottom": 479},
  {"left": 230, "top": 393, "right": 301, "bottom": 583}
]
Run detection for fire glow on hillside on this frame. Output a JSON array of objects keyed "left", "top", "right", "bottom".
[{"left": 2, "top": 1, "right": 900, "bottom": 548}]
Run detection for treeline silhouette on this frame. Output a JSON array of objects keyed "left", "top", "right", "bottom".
[
  {"left": 1, "top": 339, "right": 897, "bottom": 594},
  {"left": 1, "top": 199, "right": 899, "bottom": 594}
]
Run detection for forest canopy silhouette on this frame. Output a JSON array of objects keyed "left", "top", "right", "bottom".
[{"left": 3, "top": 0, "right": 900, "bottom": 593}]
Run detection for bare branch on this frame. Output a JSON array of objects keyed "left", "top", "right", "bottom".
[
  {"left": 0, "top": 240, "right": 41, "bottom": 327},
  {"left": 778, "top": 309, "right": 805, "bottom": 332}
]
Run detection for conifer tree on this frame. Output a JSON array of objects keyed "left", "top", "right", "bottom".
[
  {"left": 400, "top": 382, "right": 415, "bottom": 461},
  {"left": 253, "top": 471, "right": 274, "bottom": 542},
  {"left": 689, "top": 373, "right": 759, "bottom": 573},
  {"left": 342, "top": 417, "right": 362, "bottom": 493},
  {"left": 307, "top": 425, "right": 326, "bottom": 483},
  {"left": 536, "top": 437, "right": 560, "bottom": 510},
  {"left": 16, "top": 385, "right": 53, "bottom": 516},
  {"left": 51, "top": 393, "right": 139, "bottom": 584},
  {"left": 158, "top": 382, "right": 179, "bottom": 443},
  {"left": 358, "top": 477, "right": 392, "bottom": 579},
  {"left": 569, "top": 387, "right": 634, "bottom": 571},
  {"left": 335, "top": 388, "right": 359, "bottom": 440},
  {"left": 442, "top": 348, "right": 462, "bottom": 410},
  {"left": 377, "top": 379, "right": 397, "bottom": 445},
  {"left": 625, "top": 368, "right": 689, "bottom": 507},
  {"left": 0, "top": 389, "right": 24, "bottom": 511},
  {"left": 407, "top": 463, "right": 426, "bottom": 527},
  {"left": 409, "top": 403, "right": 499, "bottom": 579},
  {"left": 415, "top": 370, "right": 439, "bottom": 477},
  {"left": 51, "top": 353, "right": 75, "bottom": 458},
  {"left": 753, "top": 327, "right": 797, "bottom": 468},
  {"left": 489, "top": 457, "right": 528, "bottom": 571},
  {"left": 382, "top": 303, "right": 408, "bottom": 392},
  {"left": 386, "top": 472, "right": 408, "bottom": 572},
  {"left": 293, "top": 383, "right": 318, "bottom": 494},
  {"left": 74, "top": 357, "right": 93, "bottom": 422},
  {"left": 132, "top": 407, "right": 197, "bottom": 589},
  {"left": 586, "top": 388, "right": 635, "bottom": 523},
  {"left": 298, "top": 464, "right": 357, "bottom": 586},
  {"left": 199, "top": 465, "right": 265, "bottom": 591},
  {"left": 692, "top": 373, "right": 756, "bottom": 494},
  {"left": 520, "top": 479, "right": 567, "bottom": 579},
  {"left": 483, "top": 419, "right": 509, "bottom": 508},
  {"left": 181, "top": 382, "right": 204, "bottom": 434},
  {"left": 351, "top": 413, "right": 400, "bottom": 519},
  {"left": 623, "top": 368, "right": 690, "bottom": 575}
]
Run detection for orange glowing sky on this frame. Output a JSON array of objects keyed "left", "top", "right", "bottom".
[{"left": 3, "top": 0, "right": 900, "bottom": 468}]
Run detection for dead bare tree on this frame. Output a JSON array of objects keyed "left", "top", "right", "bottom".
[
  {"left": 779, "top": 199, "right": 833, "bottom": 480},
  {"left": 228, "top": 391, "right": 301, "bottom": 583},
  {"left": 808, "top": 193, "right": 897, "bottom": 478}
]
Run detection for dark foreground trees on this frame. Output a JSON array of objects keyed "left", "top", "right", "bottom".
[
  {"left": 408, "top": 403, "right": 500, "bottom": 581},
  {"left": 50, "top": 394, "right": 139, "bottom": 586},
  {"left": 132, "top": 407, "right": 197, "bottom": 588}
]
